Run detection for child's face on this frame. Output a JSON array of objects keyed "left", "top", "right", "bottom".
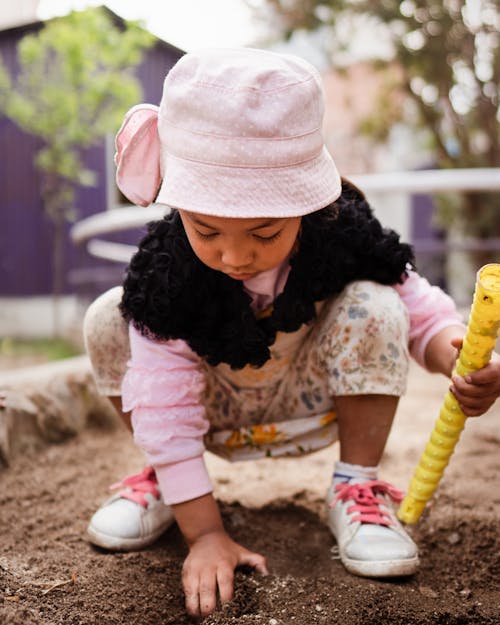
[{"left": 179, "top": 210, "right": 302, "bottom": 280}]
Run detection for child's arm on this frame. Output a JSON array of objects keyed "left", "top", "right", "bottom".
[
  {"left": 423, "top": 324, "right": 464, "bottom": 376},
  {"left": 122, "top": 328, "right": 268, "bottom": 615},
  {"left": 424, "top": 325, "right": 500, "bottom": 417},
  {"left": 173, "top": 494, "right": 268, "bottom": 618},
  {"left": 396, "top": 271, "right": 500, "bottom": 416}
]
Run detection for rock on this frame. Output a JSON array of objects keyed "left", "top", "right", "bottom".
[{"left": 0, "top": 356, "right": 118, "bottom": 466}]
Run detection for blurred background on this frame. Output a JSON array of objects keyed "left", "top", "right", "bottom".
[{"left": 0, "top": 0, "right": 499, "bottom": 367}]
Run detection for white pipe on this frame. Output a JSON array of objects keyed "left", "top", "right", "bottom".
[
  {"left": 86, "top": 239, "right": 137, "bottom": 263},
  {"left": 71, "top": 204, "right": 166, "bottom": 243},
  {"left": 350, "top": 168, "right": 500, "bottom": 194},
  {"left": 69, "top": 168, "right": 500, "bottom": 263}
]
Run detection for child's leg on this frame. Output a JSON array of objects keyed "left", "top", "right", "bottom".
[
  {"left": 107, "top": 396, "right": 131, "bottom": 431},
  {"left": 83, "top": 286, "right": 132, "bottom": 429},
  {"left": 316, "top": 281, "right": 418, "bottom": 577},
  {"left": 83, "top": 287, "right": 174, "bottom": 550},
  {"left": 335, "top": 394, "right": 399, "bottom": 466}
]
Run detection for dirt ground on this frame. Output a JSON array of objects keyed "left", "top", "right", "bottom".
[{"left": 0, "top": 362, "right": 499, "bottom": 624}]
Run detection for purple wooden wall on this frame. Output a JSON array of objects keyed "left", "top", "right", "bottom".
[
  {"left": 0, "top": 14, "right": 183, "bottom": 297},
  {"left": 410, "top": 193, "right": 447, "bottom": 290}
]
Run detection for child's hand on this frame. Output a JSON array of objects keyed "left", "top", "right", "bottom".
[
  {"left": 450, "top": 339, "right": 500, "bottom": 417},
  {"left": 182, "top": 529, "right": 268, "bottom": 618}
]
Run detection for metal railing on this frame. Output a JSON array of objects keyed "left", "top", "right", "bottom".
[{"left": 70, "top": 168, "right": 500, "bottom": 263}]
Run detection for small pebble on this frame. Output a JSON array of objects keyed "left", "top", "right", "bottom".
[
  {"left": 419, "top": 585, "right": 438, "bottom": 598},
  {"left": 447, "top": 532, "right": 461, "bottom": 545}
]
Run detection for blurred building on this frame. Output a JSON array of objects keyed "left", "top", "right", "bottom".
[
  {"left": 1, "top": 1, "right": 39, "bottom": 30},
  {"left": 0, "top": 6, "right": 183, "bottom": 338},
  {"left": 321, "top": 63, "right": 446, "bottom": 287}
]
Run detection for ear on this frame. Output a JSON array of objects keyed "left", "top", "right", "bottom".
[{"left": 115, "top": 104, "right": 161, "bottom": 207}]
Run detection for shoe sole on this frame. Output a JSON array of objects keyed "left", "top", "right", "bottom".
[
  {"left": 87, "top": 520, "right": 175, "bottom": 552},
  {"left": 341, "top": 554, "right": 419, "bottom": 578}
]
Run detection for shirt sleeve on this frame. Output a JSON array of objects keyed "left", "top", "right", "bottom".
[
  {"left": 121, "top": 324, "right": 212, "bottom": 505},
  {"left": 394, "top": 270, "right": 465, "bottom": 369}
]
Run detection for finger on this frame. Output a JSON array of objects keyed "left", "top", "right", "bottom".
[
  {"left": 459, "top": 403, "right": 490, "bottom": 417},
  {"left": 450, "top": 338, "right": 463, "bottom": 350},
  {"left": 198, "top": 569, "right": 218, "bottom": 618},
  {"left": 450, "top": 384, "right": 495, "bottom": 408},
  {"left": 182, "top": 565, "right": 200, "bottom": 617},
  {"left": 238, "top": 550, "right": 269, "bottom": 576},
  {"left": 451, "top": 373, "right": 500, "bottom": 396},
  {"left": 451, "top": 392, "right": 495, "bottom": 417},
  {"left": 462, "top": 367, "right": 499, "bottom": 386},
  {"left": 457, "top": 395, "right": 494, "bottom": 412},
  {"left": 183, "top": 589, "right": 200, "bottom": 617},
  {"left": 451, "top": 376, "right": 486, "bottom": 397},
  {"left": 216, "top": 564, "right": 234, "bottom": 606}
]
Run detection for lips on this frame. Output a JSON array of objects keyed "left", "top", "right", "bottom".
[{"left": 227, "top": 272, "right": 257, "bottom": 280}]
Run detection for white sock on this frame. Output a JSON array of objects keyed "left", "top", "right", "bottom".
[
  {"left": 331, "top": 462, "right": 400, "bottom": 537},
  {"left": 333, "top": 460, "right": 378, "bottom": 485}
]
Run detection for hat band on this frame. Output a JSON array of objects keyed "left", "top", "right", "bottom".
[{"left": 158, "top": 120, "right": 324, "bottom": 168}]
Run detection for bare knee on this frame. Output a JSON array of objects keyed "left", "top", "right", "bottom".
[{"left": 83, "top": 286, "right": 130, "bottom": 399}]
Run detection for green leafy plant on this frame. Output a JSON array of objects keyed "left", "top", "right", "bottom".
[
  {"left": 252, "top": 1, "right": 500, "bottom": 243},
  {"left": 0, "top": 8, "right": 154, "bottom": 332},
  {"left": 0, "top": 337, "right": 81, "bottom": 362}
]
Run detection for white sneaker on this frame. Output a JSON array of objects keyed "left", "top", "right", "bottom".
[
  {"left": 326, "top": 478, "right": 419, "bottom": 578},
  {"left": 87, "top": 466, "right": 175, "bottom": 551}
]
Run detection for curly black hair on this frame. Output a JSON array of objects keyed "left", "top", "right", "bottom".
[{"left": 120, "top": 179, "right": 415, "bottom": 369}]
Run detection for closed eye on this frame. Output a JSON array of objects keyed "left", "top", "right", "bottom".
[
  {"left": 195, "top": 230, "right": 218, "bottom": 240},
  {"left": 253, "top": 230, "right": 282, "bottom": 243}
]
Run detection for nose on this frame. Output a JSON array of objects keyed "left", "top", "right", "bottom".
[{"left": 221, "top": 242, "right": 253, "bottom": 269}]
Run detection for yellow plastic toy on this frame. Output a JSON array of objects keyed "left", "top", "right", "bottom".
[{"left": 398, "top": 263, "right": 500, "bottom": 524}]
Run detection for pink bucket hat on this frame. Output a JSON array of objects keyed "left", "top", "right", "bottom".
[{"left": 115, "top": 47, "right": 341, "bottom": 218}]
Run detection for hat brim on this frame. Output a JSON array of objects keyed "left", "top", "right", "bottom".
[{"left": 156, "top": 146, "right": 341, "bottom": 218}]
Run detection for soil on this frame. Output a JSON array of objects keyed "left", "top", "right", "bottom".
[{"left": 1, "top": 363, "right": 499, "bottom": 624}]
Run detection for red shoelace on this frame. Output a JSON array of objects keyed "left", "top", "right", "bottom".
[
  {"left": 110, "top": 466, "right": 160, "bottom": 508},
  {"left": 331, "top": 480, "right": 404, "bottom": 526}
]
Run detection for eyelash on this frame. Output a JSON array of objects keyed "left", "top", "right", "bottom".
[
  {"left": 254, "top": 231, "right": 282, "bottom": 244},
  {"left": 195, "top": 230, "right": 282, "bottom": 244},
  {"left": 196, "top": 231, "right": 218, "bottom": 240}
]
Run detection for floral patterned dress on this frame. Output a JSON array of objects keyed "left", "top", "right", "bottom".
[{"left": 85, "top": 279, "right": 412, "bottom": 463}]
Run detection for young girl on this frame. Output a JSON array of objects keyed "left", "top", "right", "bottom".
[{"left": 83, "top": 48, "right": 500, "bottom": 618}]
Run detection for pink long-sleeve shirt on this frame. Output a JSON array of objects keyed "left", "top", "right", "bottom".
[{"left": 122, "top": 267, "right": 463, "bottom": 505}]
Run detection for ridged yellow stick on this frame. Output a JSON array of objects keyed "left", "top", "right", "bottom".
[{"left": 397, "top": 264, "right": 500, "bottom": 524}]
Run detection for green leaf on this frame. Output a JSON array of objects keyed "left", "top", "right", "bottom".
[{"left": 0, "top": 6, "right": 154, "bottom": 223}]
